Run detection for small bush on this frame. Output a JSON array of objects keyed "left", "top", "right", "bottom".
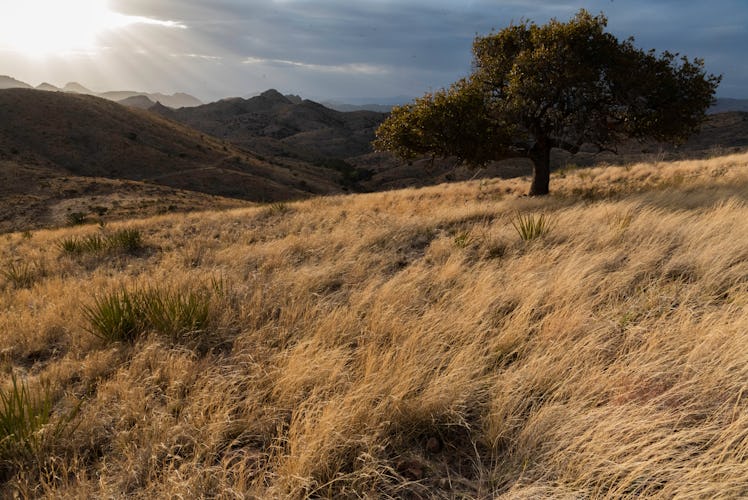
[
  {"left": 268, "top": 202, "right": 290, "bottom": 214},
  {"left": 83, "top": 234, "right": 107, "bottom": 253},
  {"left": 57, "top": 235, "right": 104, "bottom": 255},
  {"left": 0, "top": 374, "right": 53, "bottom": 461},
  {"left": 510, "top": 212, "right": 554, "bottom": 241},
  {"left": 140, "top": 288, "right": 211, "bottom": 340},
  {"left": 1, "top": 262, "right": 38, "bottom": 289},
  {"left": 82, "top": 288, "right": 141, "bottom": 343},
  {"left": 66, "top": 212, "right": 87, "bottom": 226},
  {"left": 453, "top": 232, "right": 472, "bottom": 248},
  {"left": 57, "top": 229, "right": 143, "bottom": 256},
  {"left": 107, "top": 229, "right": 143, "bottom": 254},
  {"left": 83, "top": 285, "right": 214, "bottom": 344}
]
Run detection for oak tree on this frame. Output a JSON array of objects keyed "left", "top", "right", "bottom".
[{"left": 374, "top": 10, "right": 720, "bottom": 195}]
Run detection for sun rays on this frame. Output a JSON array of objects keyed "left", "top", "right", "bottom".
[{"left": 0, "top": 0, "right": 185, "bottom": 57}]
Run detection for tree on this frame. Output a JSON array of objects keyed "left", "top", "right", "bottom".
[{"left": 374, "top": 10, "right": 720, "bottom": 195}]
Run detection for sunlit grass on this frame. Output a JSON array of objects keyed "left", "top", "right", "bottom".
[{"left": 0, "top": 152, "right": 747, "bottom": 497}]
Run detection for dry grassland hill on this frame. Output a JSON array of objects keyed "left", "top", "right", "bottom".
[
  {"left": 1, "top": 152, "right": 748, "bottom": 497},
  {"left": 0, "top": 89, "right": 348, "bottom": 231}
]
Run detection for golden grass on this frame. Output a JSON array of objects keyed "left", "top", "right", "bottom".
[{"left": 1, "top": 152, "right": 748, "bottom": 497}]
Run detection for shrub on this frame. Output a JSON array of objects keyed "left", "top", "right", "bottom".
[
  {"left": 453, "top": 232, "right": 472, "bottom": 248},
  {"left": 107, "top": 229, "right": 143, "bottom": 254},
  {"left": 83, "top": 285, "right": 214, "bottom": 344},
  {"left": 510, "top": 212, "right": 554, "bottom": 241},
  {"left": 139, "top": 287, "right": 211, "bottom": 340},
  {"left": 1, "top": 262, "right": 38, "bottom": 289},
  {"left": 268, "top": 202, "right": 290, "bottom": 215},
  {"left": 66, "top": 212, "right": 87, "bottom": 226},
  {"left": 0, "top": 374, "right": 53, "bottom": 461},
  {"left": 82, "top": 288, "right": 141, "bottom": 343},
  {"left": 57, "top": 229, "right": 143, "bottom": 256}
]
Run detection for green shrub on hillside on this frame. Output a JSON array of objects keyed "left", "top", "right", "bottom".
[
  {"left": 0, "top": 374, "right": 53, "bottom": 462},
  {"left": 510, "top": 212, "right": 554, "bottom": 241},
  {"left": 1, "top": 261, "right": 42, "bottom": 289},
  {"left": 83, "top": 285, "right": 215, "bottom": 344},
  {"left": 57, "top": 228, "right": 143, "bottom": 256},
  {"left": 82, "top": 288, "right": 142, "bottom": 343}
]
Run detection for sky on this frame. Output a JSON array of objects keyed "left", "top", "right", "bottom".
[{"left": 0, "top": 0, "right": 746, "bottom": 103}]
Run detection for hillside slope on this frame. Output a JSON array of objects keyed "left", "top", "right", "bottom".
[
  {"left": 154, "top": 89, "right": 386, "bottom": 161},
  {"left": 1, "top": 152, "right": 747, "bottom": 497},
  {"left": 0, "top": 89, "right": 343, "bottom": 228},
  {"left": 0, "top": 160, "right": 251, "bottom": 232}
]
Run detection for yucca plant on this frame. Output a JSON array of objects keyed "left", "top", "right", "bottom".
[
  {"left": 139, "top": 287, "right": 211, "bottom": 340},
  {"left": 57, "top": 229, "right": 143, "bottom": 256},
  {"left": 510, "top": 212, "right": 554, "bottom": 241},
  {"left": 266, "top": 202, "right": 290, "bottom": 215},
  {"left": 107, "top": 228, "right": 142, "bottom": 254},
  {"left": 82, "top": 288, "right": 142, "bottom": 343},
  {"left": 0, "top": 374, "right": 52, "bottom": 461},
  {"left": 1, "top": 262, "right": 37, "bottom": 289},
  {"left": 453, "top": 232, "right": 472, "bottom": 248},
  {"left": 56, "top": 237, "right": 84, "bottom": 254},
  {"left": 83, "top": 285, "right": 214, "bottom": 344},
  {"left": 56, "top": 235, "right": 104, "bottom": 254},
  {"left": 82, "top": 234, "right": 106, "bottom": 253}
]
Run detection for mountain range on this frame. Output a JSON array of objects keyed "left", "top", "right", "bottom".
[{"left": 0, "top": 75, "right": 202, "bottom": 109}]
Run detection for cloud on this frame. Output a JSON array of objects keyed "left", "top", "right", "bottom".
[
  {"left": 6, "top": 0, "right": 746, "bottom": 100},
  {"left": 173, "top": 53, "right": 223, "bottom": 61},
  {"left": 242, "top": 57, "right": 390, "bottom": 75}
]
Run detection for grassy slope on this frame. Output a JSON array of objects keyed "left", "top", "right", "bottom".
[
  {"left": 0, "top": 89, "right": 342, "bottom": 206},
  {"left": 1, "top": 153, "right": 748, "bottom": 497},
  {"left": 0, "top": 160, "right": 252, "bottom": 233}
]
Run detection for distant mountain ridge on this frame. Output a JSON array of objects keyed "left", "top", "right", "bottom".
[
  {"left": 0, "top": 75, "right": 32, "bottom": 90},
  {"left": 0, "top": 75, "right": 202, "bottom": 108},
  {"left": 154, "top": 89, "right": 387, "bottom": 162}
]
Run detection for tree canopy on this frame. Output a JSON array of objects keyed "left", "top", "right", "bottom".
[{"left": 374, "top": 10, "right": 721, "bottom": 195}]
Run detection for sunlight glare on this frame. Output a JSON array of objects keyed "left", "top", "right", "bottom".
[{"left": 0, "top": 0, "right": 184, "bottom": 56}]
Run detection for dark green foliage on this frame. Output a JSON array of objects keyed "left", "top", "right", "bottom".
[
  {"left": 511, "top": 213, "right": 554, "bottom": 241},
  {"left": 1, "top": 262, "right": 38, "bottom": 289},
  {"left": 107, "top": 229, "right": 143, "bottom": 254},
  {"left": 139, "top": 288, "right": 212, "bottom": 340},
  {"left": 57, "top": 228, "right": 143, "bottom": 256},
  {"left": 0, "top": 374, "right": 52, "bottom": 462},
  {"left": 83, "top": 286, "right": 214, "bottom": 344},
  {"left": 374, "top": 10, "right": 720, "bottom": 195},
  {"left": 266, "top": 202, "right": 291, "bottom": 215},
  {"left": 82, "top": 288, "right": 141, "bottom": 343},
  {"left": 375, "top": 78, "right": 515, "bottom": 167}
]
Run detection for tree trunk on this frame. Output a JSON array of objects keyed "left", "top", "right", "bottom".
[{"left": 528, "top": 142, "right": 551, "bottom": 196}]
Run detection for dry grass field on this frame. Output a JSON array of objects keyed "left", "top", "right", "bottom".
[{"left": 1, "top": 152, "right": 748, "bottom": 498}]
